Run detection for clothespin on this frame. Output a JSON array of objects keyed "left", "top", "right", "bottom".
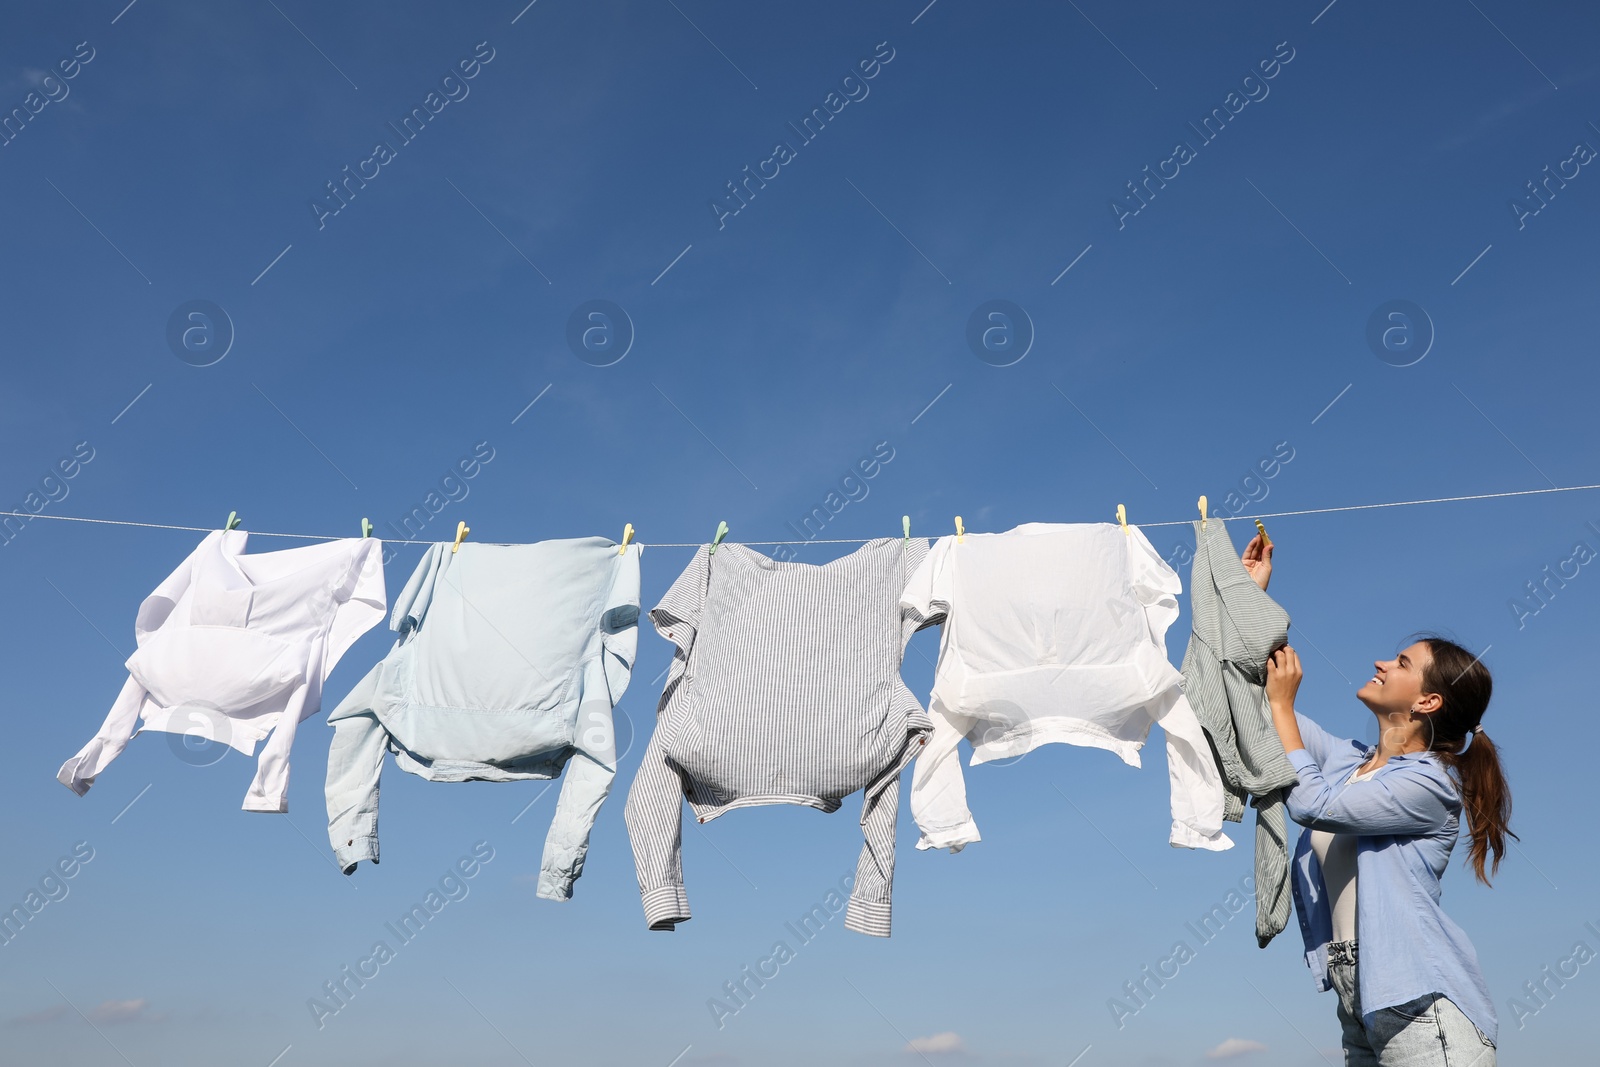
[
  {"left": 954, "top": 516, "right": 964, "bottom": 544},
  {"left": 452, "top": 521, "right": 470, "bottom": 554},
  {"left": 1116, "top": 503, "right": 1129, "bottom": 535},
  {"left": 361, "top": 517, "right": 373, "bottom": 538},
  {"left": 902, "top": 515, "right": 911, "bottom": 546},
  {"left": 618, "top": 522, "right": 635, "bottom": 555},
  {"left": 708, "top": 520, "right": 729, "bottom": 555},
  {"left": 224, "top": 511, "right": 241, "bottom": 531},
  {"left": 1255, "top": 518, "right": 1271, "bottom": 547},
  {"left": 1198, "top": 495, "right": 1208, "bottom": 531}
]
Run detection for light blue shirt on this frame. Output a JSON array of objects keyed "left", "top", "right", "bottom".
[
  {"left": 1287, "top": 712, "right": 1497, "bottom": 1043},
  {"left": 324, "top": 538, "right": 640, "bottom": 901}
]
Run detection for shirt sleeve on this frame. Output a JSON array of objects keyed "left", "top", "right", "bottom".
[
  {"left": 323, "top": 660, "right": 389, "bottom": 873},
  {"left": 1150, "top": 688, "right": 1233, "bottom": 851},
  {"left": 1126, "top": 524, "right": 1182, "bottom": 644},
  {"left": 1291, "top": 711, "right": 1345, "bottom": 768},
  {"left": 324, "top": 538, "right": 388, "bottom": 672},
  {"left": 390, "top": 542, "right": 448, "bottom": 635},
  {"left": 538, "top": 548, "right": 641, "bottom": 901},
  {"left": 1285, "top": 750, "right": 1459, "bottom": 836},
  {"left": 539, "top": 657, "right": 620, "bottom": 901},
  {"left": 625, "top": 547, "right": 708, "bottom": 931},
  {"left": 899, "top": 536, "right": 950, "bottom": 625},
  {"left": 59, "top": 533, "right": 216, "bottom": 796},
  {"left": 909, "top": 702, "right": 981, "bottom": 852}
]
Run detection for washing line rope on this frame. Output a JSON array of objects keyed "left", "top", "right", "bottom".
[{"left": 3, "top": 481, "right": 1598, "bottom": 547}]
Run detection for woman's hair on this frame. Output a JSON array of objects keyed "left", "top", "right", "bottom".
[{"left": 1411, "top": 633, "right": 1515, "bottom": 884}]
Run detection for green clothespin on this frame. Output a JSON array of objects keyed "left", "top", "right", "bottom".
[
  {"left": 224, "top": 511, "right": 242, "bottom": 530},
  {"left": 709, "top": 520, "right": 729, "bottom": 555},
  {"left": 361, "top": 517, "right": 373, "bottom": 538},
  {"left": 902, "top": 515, "right": 911, "bottom": 546}
]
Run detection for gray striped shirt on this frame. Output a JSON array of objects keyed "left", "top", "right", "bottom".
[
  {"left": 624, "top": 537, "right": 933, "bottom": 938},
  {"left": 1180, "top": 518, "right": 1301, "bottom": 947}
]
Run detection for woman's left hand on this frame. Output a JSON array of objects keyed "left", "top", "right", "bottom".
[{"left": 1242, "top": 533, "right": 1273, "bottom": 591}]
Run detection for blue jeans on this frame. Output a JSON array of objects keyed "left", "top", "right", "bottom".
[{"left": 1328, "top": 941, "right": 1497, "bottom": 1067}]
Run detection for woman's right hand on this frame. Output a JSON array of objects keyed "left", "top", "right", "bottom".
[
  {"left": 1242, "top": 533, "right": 1273, "bottom": 591},
  {"left": 1265, "top": 645, "right": 1302, "bottom": 712}
]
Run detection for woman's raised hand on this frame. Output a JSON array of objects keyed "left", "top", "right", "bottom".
[{"left": 1242, "top": 532, "right": 1273, "bottom": 591}]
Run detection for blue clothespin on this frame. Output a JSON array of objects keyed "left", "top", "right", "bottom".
[
  {"left": 709, "top": 520, "right": 729, "bottom": 555},
  {"left": 224, "top": 511, "right": 242, "bottom": 531}
]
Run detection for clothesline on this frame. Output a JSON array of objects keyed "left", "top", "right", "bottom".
[{"left": 4, "top": 481, "right": 1599, "bottom": 547}]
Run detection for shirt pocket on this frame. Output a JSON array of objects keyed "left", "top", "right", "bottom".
[{"left": 127, "top": 625, "right": 305, "bottom": 711}]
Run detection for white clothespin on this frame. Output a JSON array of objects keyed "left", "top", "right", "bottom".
[
  {"left": 1198, "top": 495, "right": 1208, "bottom": 532},
  {"left": 1116, "top": 504, "right": 1129, "bottom": 536},
  {"left": 954, "top": 515, "right": 964, "bottom": 544}
]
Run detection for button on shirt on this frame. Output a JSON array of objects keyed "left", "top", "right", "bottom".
[
  {"left": 900, "top": 522, "right": 1232, "bottom": 854},
  {"left": 1287, "top": 712, "right": 1497, "bottom": 1043}
]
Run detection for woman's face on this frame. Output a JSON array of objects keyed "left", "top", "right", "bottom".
[{"left": 1357, "top": 641, "right": 1434, "bottom": 720}]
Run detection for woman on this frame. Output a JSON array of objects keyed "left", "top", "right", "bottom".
[{"left": 1245, "top": 533, "right": 1511, "bottom": 1066}]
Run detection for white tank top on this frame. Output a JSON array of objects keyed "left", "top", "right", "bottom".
[{"left": 1308, "top": 763, "right": 1380, "bottom": 943}]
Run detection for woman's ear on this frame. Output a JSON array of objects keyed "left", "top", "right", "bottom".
[{"left": 1413, "top": 691, "right": 1444, "bottom": 715}]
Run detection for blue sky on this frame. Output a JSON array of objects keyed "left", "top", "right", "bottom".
[{"left": 2, "top": 0, "right": 1598, "bottom": 1063}]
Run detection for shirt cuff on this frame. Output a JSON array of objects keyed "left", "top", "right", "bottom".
[
  {"left": 1169, "top": 822, "right": 1235, "bottom": 851},
  {"left": 535, "top": 870, "right": 574, "bottom": 902},
  {"left": 844, "top": 897, "right": 892, "bottom": 938},
  {"left": 1286, "top": 748, "right": 1318, "bottom": 775},
  {"left": 334, "top": 835, "right": 378, "bottom": 875},
  {"left": 913, "top": 817, "right": 980, "bottom": 853},
  {"left": 642, "top": 884, "right": 690, "bottom": 930}
]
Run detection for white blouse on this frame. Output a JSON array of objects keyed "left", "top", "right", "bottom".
[
  {"left": 58, "top": 529, "right": 386, "bottom": 812},
  {"left": 900, "top": 522, "right": 1231, "bottom": 853}
]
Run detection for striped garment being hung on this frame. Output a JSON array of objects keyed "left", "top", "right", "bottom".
[{"left": 624, "top": 537, "right": 935, "bottom": 938}]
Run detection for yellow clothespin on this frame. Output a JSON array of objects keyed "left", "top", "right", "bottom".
[
  {"left": 902, "top": 515, "right": 911, "bottom": 546},
  {"left": 361, "top": 517, "right": 373, "bottom": 538},
  {"left": 1116, "top": 503, "right": 1129, "bottom": 535},
  {"left": 224, "top": 511, "right": 242, "bottom": 531},
  {"left": 1254, "top": 518, "right": 1271, "bottom": 547},
  {"left": 618, "top": 522, "right": 635, "bottom": 555},
  {"left": 452, "top": 520, "right": 470, "bottom": 554},
  {"left": 954, "top": 515, "right": 964, "bottom": 544},
  {"left": 1198, "top": 495, "right": 1208, "bottom": 531},
  {"left": 708, "top": 520, "right": 729, "bottom": 555}
]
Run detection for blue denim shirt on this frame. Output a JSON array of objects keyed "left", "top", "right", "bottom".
[{"left": 1287, "top": 712, "right": 1497, "bottom": 1043}]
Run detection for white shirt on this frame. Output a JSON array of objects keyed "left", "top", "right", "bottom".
[
  {"left": 58, "top": 530, "right": 386, "bottom": 812},
  {"left": 1309, "top": 763, "right": 1380, "bottom": 943},
  {"left": 900, "top": 522, "right": 1232, "bottom": 853}
]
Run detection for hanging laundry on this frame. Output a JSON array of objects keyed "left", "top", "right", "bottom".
[
  {"left": 1180, "top": 518, "right": 1300, "bottom": 947},
  {"left": 901, "top": 522, "right": 1232, "bottom": 855},
  {"left": 625, "top": 538, "right": 934, "bottom": 938},
  {"left": 58, "top": 530, "right": 386, "bottom": 812},
  {"left": 324, "top": 538, "right": 639, "bottom": 903}
]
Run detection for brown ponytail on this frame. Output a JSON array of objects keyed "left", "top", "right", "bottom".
[{"left": 1413, "top": 634, "right": 1516, "bottom": 884}]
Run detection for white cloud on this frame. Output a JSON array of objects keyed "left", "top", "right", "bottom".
[
  {"left": 87, "top": 999, "right": 149, "bottom": 1025},
  {"left": 904, "top": 1031, "right": 965, "bottom": 1054},
  {"left": 1206, "top": 1037, "right": 1267, "bottom": 1059}
]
